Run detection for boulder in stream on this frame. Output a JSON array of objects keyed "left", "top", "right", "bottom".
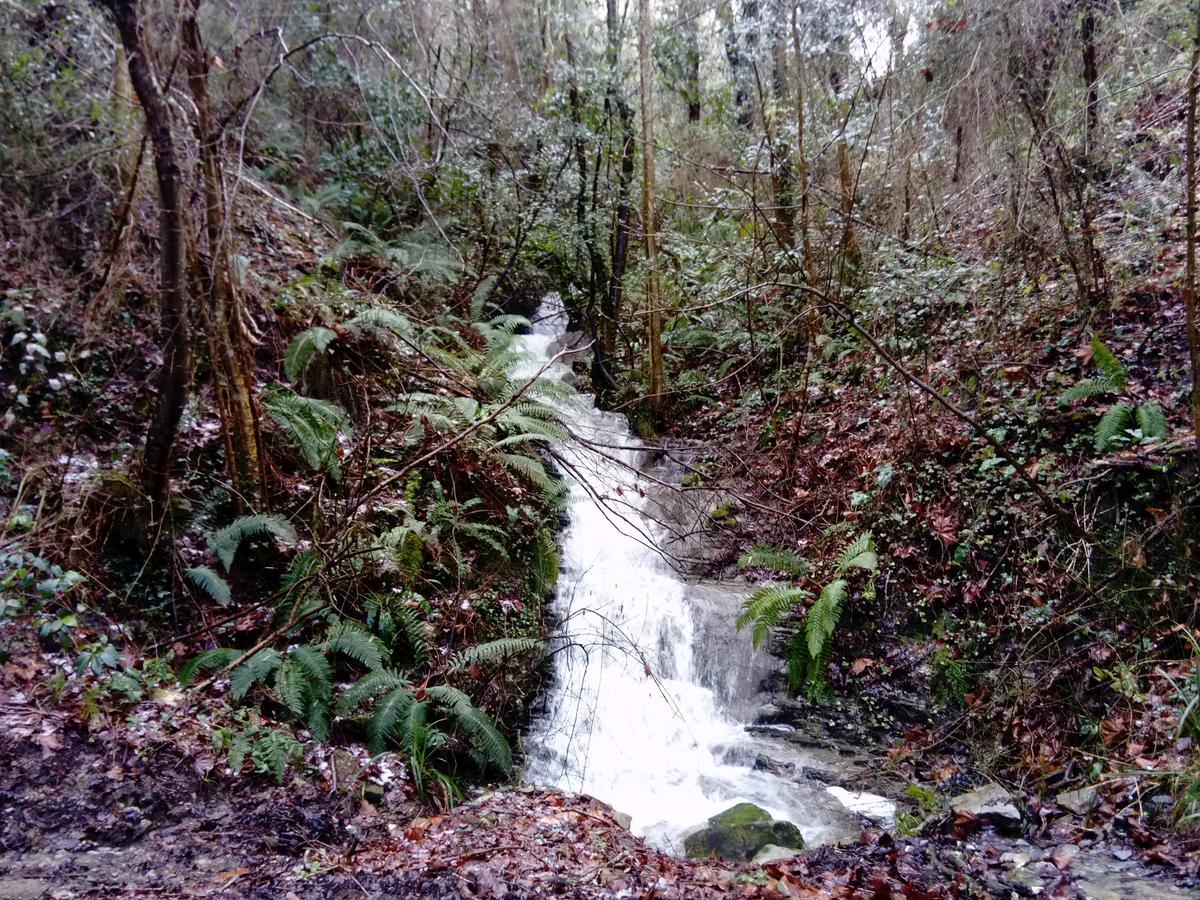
[
  {"left": 949, "top": 784, "right": 1022, "bottom": 830},
  {"left": 683, "top": 803, "right": 804, "bottom": 861}
]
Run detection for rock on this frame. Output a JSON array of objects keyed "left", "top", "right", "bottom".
[
  {"left": 751, "top": 844, "right": 802, "bottom": 864},
  {"left": 1050, "top": 844, "right": 1079, "bottom": 870},
  {"left": 1110, "top": 848, "right": 1132, "bottom": 861},
  {"left": 0, "top": 879, "right": 52, "bottom": 900},
  {"left": 752, "top": 754, "right": 795, "bottom": 777},
  {"left": 612, "top": 810, "right": 633, "bottom": 830},
  {"left": 332, "top": 750, "right": 362, "bottom": 789},
  {"left": 683, "top": 803, "right": 805, "bottom": 862},
  {"left": 1056, "top": 786, "right": 1098, "bottom": 816},
  {"left": 949, "top": 784, "right": 1022, "bottom": 829}
]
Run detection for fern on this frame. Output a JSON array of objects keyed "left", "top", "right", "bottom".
[
  {"left": 208, "top": 513, "right": 298, "bottom": 571},
  {"left": 335, "top": 667, "right": 409, "bottom": 717},
  {"left": 1136, "top": 401, "right": 1167, "bottom": 443},
  {"left": 736, "top": 585, "right": 810, "bottom": 649},
  {"left": 284, "top": 326, "right": 337, "bottom": 382},
  {"left": 448, "top": 637, "right": 545, "bottom": 673},
  {"left": 836, "top": 533, "right": 877, "bottom": 575},
  {"left": 185, "top": 565, "right": 232, "bottom": 605},
  {"left": 178, "top": 647, "right": 240, "bottom": 685},
  {"left": 424, "top": 685, "right": 512, "bottom": 775},
  {"left": 738, "top": 545, "right": 809, "bottom": 578},
  {"left": 1094, "top": 402, "right": 1134, "bottom": 452},
  {"left": 263, "top": 387, "right": 350, "bottom": 481},
  {"left": 531, "top": 528, "right": 560, "bottom": 596},
  {"left": 1090, "top": 334, "right": 1128, "bottom": 390},
  {"left": 288, "top": 644, "right": 333, "bottom": 705},
  {"left": 348, "top": 307, "right": 415, "bottom": 342},
  {"left": 1060, "top": 378, "right": 1115, "bottom": 404},
  {"left": 392, "top": 604, "right": 431, "bottom": 667},
  {"left": 367, "top": 684, "right": 418, "bottom": 753},
  {"left": 806, "top": 578, "right": 849, "bottom": 660},
  {"left": 325, "top": 620, "right": 387, "bottom": 672},
  {"left": 230, "top": 648, "right": 281, "bottom": 702},
  {"left": 274, "top": 657, "right": 309, "bottom": 717}
]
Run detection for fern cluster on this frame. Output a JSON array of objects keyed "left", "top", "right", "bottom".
[
  {"left": 737, "top": 532, "right": 878, "bottom": 696},
  {"left": 1061, "top": 334, "right": 1167, "bottom": 452}
]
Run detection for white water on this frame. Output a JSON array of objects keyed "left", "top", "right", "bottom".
[{"left": 518, "top": 295, "right": 891, "bottom": 852}]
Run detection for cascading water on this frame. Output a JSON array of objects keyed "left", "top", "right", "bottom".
[{"left": 518, "top": 294, "right": 891, "bottom": 852}]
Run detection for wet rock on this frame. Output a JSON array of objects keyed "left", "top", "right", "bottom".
[
  {"left": 1056, "top": 786, "right": 1098, "bottom": 816},
  {"left": 1050, "top": 844, "right": 1079, "bottom": 870},
  {"left": 751, "top": 843, "right": 802, "bottom": 864},
  {"left": 0, "top": 879, "right": 52, "bottom": 900},
  {"left": 683, "top": 803, "right": 805, "bottom": 861},
  {"left": 752, "top": 755, "right": 795, "bottom": 777},
  {"left": 949, "top": 784, "right": 1021, "bottom": 830}
]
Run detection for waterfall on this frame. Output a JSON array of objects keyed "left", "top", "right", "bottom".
[{"left": 518, "top": 294, "right": 891, "bottom": 852}]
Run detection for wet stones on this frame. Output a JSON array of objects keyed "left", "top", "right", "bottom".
[{"left": 682, "top": 803, "right": 804, "bottom": 861}]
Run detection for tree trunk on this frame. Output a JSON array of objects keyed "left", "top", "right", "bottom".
[
  {"left": 100, "top": 0, "right": 191, "bottom": 528},
  {"left": 639, "top": 0, "right": 664, "bottom": 414},
  {"left": 790, "top": 2, "right": 813, "bottom": 279},
  {"left": 182, "top": 11, "right": 262, "bottom": 502},
  {"left": 1185, "top": 0, "right": 1200, "bottom": 454},
  {"left": 718, "top": 0, "right": 752, "bottom": 128},
  {"left": 770, "top": 3, "right": 794, "bottom": 247}
]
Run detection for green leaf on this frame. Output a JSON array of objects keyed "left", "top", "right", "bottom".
[
  {"left": 178, "top": 647, "right": 240, "bottom": 685},
  {"left": 207, "top": 514, "right": 298, "bottom": 571},
  {"left": 448, "top": 638, "right": 545, "bottom": 674},
  {"left": 262, "top": 387, "right": 350, "bottom": 481},
  {"left": 424, "top": 685, "right": 512, "bottom": 775},
  {"left": 185, "top": 565, "right": 232, "bottom": 605},
  {"left": 325, "top": 621, "right": 387, "bottom": 672},
  {"left": 806, "top": 579, "right": 849, "bottom": 661},
  {"left": 1059, "top": 378, "right": 1116, "bottom": 405},
  {"left": 284, "top": 326, "right": 337, "bottom": 382},
  {"left": 1136, "top": 401, "right": 1167, "bottom": 443},
  {"left": 1090, "top": 335, "right": 1128, "bottom": 390},
  {"left": 230, "top": 648, "right": 280, "bottom": 702},
  {"left": 1094, "top": 403, "right": 1134, "bottom": 452}
]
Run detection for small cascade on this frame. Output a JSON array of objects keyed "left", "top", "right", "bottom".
[{"left": 519, "top": 294, "right": 890, "bottom": 851}]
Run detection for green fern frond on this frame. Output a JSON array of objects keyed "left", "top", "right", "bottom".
[
  {"left": 393, "top": 604, "right": 431, "bottom": 668},
  {"left": 335, "top": 667, "right": 408, "bottom": 717},
  {"left": 349, "top": 307, "right": 415, "bottom": 342},
  {"left": 208, "top": 513, "right": 298, "bottom": 571},
  {"left": 531, "top": 528, "right": 559, "bottom": 596},
  {"left": 367, "top": 685, "right": 417, "bottom": 753},
  {"left": 836, "top": 533, "right": 877, "bottom": 575},
  {"left": 736, "top": 585, "right": 810, "bottom": 648},
  {"left": 274, "top": 658, "right": 309, "bottom": 716},
  {"left": 178, "top": 647, "right": 240, "bottom": 685},
  {"left": 288, "top": 644, "right": 333, "bottom": 704},
  {"left": 1094, "top": 402, "right": 1134, "bottom": 452},
  {"left": 424, "top": 685, "right": 512, "bottom": 775},
  {"left": 230, "top": 648, "right": 281, "bottom": 702},
  {"left": 325, "top": 621, "right": 387, "bottom": 672},
  {"left": 737, "top": 545, "right": 809, "bottom": 578},
  {"left": 186, "top": 565, "right": 232, "bottom": 605},
  {"left": 1136, "top": 401, "right": 1167, "bottom": 443},
  {"left": 1090, "top": 335, "right": 1128, "bottom": 390},
  {"left": 263, "top": 388, "right": 349, "bottom": 481},
  {"left": 806, "top": 578, "right": 849, "bottom": 661},
  {"left": 448, "top": 638, "right": 545, "bottom": 674},
  {"left": 284, "top": 326, "right": 337, "bottom": 382},
  {"left": 1059, "top": 378, "right": 1115, "bottom": 404}
]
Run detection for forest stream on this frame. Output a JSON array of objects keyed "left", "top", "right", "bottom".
[{"left": 518, "top": 294, "right": 896, "bottom": 851}]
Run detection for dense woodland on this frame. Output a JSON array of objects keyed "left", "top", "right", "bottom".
[{"left": 2, "top": 0, "right": 1200, "bottom": 894}]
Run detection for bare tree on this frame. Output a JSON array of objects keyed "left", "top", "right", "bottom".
[{"left": 639, "top": 0, "right": 664, "bottom": 414}]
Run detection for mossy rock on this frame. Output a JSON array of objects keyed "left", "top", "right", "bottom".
[{"left": 683, "top": 803, "right": 804, "bottom": 861}]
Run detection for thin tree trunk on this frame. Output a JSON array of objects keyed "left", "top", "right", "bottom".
[
  {"left": 790, "top": 2, "right": 812, "bottom": 279},
  {"left": 101, "top": 0, "right": 191, "bottom": 528},
  {"left": 183, "top": 11, "right": 262, "bottom": 501},
  {"left": 770, "top": 4, "right": 795, "bottom": 248},
  {"left": 1185, "top": 0, "right": 1200, "bottom": 453},
  {"left": 639, "top": 0, "right": 664, "bottom": 413}
]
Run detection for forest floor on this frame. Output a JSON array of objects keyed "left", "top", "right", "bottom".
[{"left": 4, "top": 611, "right": 1200, "bottom": 898}]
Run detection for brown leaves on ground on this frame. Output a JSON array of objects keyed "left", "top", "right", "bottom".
[{"left": 336, "top": 789, "right": 961, "bottom": 898}]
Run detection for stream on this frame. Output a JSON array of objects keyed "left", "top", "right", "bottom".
[{"left": 517, "top": 295, "right": 893, "bottom": 853}]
